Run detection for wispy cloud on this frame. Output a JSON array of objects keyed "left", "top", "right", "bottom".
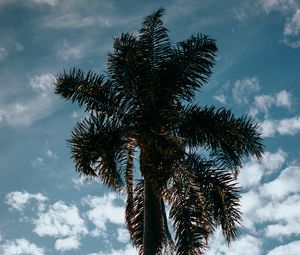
[
  {"left": 0, "top": 73, "right": 60, "bottom": 127},
  {"left": 56, "top": 40, "right": 87, "bottom": 61},
  {"left": 212, "top": 94, "right": 226, "bottom": 104},
  {"left": 45, "top": 14, "right": 112, "bottom": 29},
  {"left": 0, "top": 0, "right": 59, "bottom": 6},
  {"left": 0, "top": 47, "right": 8, "bottom": 60},
  {"left": 232, "top": 77, "right": 260, "bottom": 104}
]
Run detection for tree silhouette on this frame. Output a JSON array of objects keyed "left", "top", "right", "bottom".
[{"left": 55, "top": 8, "right": 264, "bottom": 255}]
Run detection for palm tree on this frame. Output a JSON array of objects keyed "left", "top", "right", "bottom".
[{"left": 55, "top": 8, "right": 264, "bottom": 255}]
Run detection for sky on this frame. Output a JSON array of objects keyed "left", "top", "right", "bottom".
[{"left": 0, "top": 0, "right": 300, "bottom": 254}]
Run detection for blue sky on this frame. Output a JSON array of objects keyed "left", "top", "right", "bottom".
[{"left": 0, "top": 0, "right": 300, "bottom": 254}]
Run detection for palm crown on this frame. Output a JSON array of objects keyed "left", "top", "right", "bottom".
[{"left": 55, "top": 8, "right": 264, "bottom": 255}]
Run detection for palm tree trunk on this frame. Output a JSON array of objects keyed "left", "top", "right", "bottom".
[
  {"left": 141, "top": 148, "right": 162, "bottom": 255},
  {"left": 143, "top": 175, "right": 161, "bottom": 255}
]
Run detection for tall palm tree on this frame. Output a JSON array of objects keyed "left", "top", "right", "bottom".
[{"left": 55, "top": 8, "right": 264, "bottom": 255}]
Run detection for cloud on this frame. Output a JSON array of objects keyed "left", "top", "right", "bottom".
[
  {"left": 259, "top": 116, "right": 300, "bottom": 137},
  {"left": 276, "top": 90, "right": 292, "bottom": 108},
  {"left": 206, "top": 231, "right": 263, "bottom": 255},
  {"left": 116, "top": 228, "right": 130, "bottom": 243},
  {"left": 33, "top": 201, "right": 88, "bottom": 239},
  {"left": 212, "top": 94, "right": 226, "bottom": 104},
  {"left": 249, "top": 90, "right": 292, "bottom": 117},
  {"left": 46, "top": 149, "right": 58, "bottom": 160},
  {"left": 238, "top": 149, "right": 287, "bottom": 188},
  {"left": 87, "top": 244, "right": 137, "bottom": 255},
  {"left": 259, "top": 165, "right": 300, "bottom": 199},
  {"left": 260, "top": 0, "right": 297, "bottom": 13},
  {"left": 261, "top": 149, "right": 287, "bottom": 174},
  {"left": 267, "top": 240, "right": 300, "bottom": 255},
  {"left": 238, "top": 161, "right": 264, "bottom": 188},
  {"left": 31, "top": 0, "right": 59, "bottom": 5},
  {"left": 82, "top": 193, "right": 125, "bottom": 237},
  {"left": 0, "top": 239, "right": 44, "bottom": 255},
  {"left": 0, "top": 0, "right": 58, "bottom": 6},
  {"left": 45, "top": 14, "right": 111, "bottom": 29},
  {"left": 5, "top": 191, "right": 47, "bottom": 212},
  {"left": 284, "top": 9, "right": 300, "bottom": 36},
  {"left": 29, "top": 73, "right": 55, "bottom": 95},
  {"left": 0, "top": 73, "right": 60, "bottom": 127},
  {"left": 0, "top": 47, "right": 8, "bottom": 60},
  {"left": 56, "top": 40, "right": 88, "bottom": 61},
  {"left": 54, "top": 236, "right": 81, "bottom": 252},
  {"left": 232, "top": 77, "right": 260, "bottom": 104}
]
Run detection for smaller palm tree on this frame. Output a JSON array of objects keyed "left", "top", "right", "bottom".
[{"left": 55, "top": 8, "right": 264, "bottom": 255}]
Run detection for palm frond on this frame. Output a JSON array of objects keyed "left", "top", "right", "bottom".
[
  {"left": 55, "top": 68, "right": 116, "bottom": 114},
  {"left": 185, "top": 154, "right": 241, "bottom": 244},
  {"left": 161, "top": 34, "right": 217, "bottom": 102},
  {"left": 127, "top": 180, "right": 144, "bottom": 254},
  {"left": 68, "top": 113, "right": 126, "bottom": 190},
  {"left": 168, "top": 170, "right": 212, "bottom": 255},
  {"left": 139, "top": 8, "right": 171, "bottom": 69},
  {"left": 179, "top": 105, "right": 264, "bottom": 168},
  {"left": 125, "top": 139, "right": 136, "bottom": 238}
]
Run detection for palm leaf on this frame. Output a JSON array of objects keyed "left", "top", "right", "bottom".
[
  {"left": 179, "top": 105, "right": 264, "bottom": 169},
  {"left": 161, "top": 34, "right": 217, "bottom": 102},
  {"left": 68, "top": 113, "right": 126, "bottom": 190},
  {"left": 185, "top": 154, "right": 241, "bottom": 244},
  {"left": 55, "top": 68, "right": 116, "bottom": 114},
  {"left": 139, "top": 8, "right": 171, "bottom": 69}
]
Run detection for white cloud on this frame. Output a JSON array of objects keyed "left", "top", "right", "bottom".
[
  {"left": 284, "top": 9, "right": 300, "bottom": 36},
  {"left": 207, "top": 231, "right": 263, "bottom": 255},
  {"left": 275, "top": 90, "right": 292, "bottom": 108},
  {"left": 0, "top": 239, "right": 44, "bottom": 255},
  {"left": 0, "top": 47, "right": 8, "bottom": 60},
  {"left": 46, "top": 149, "right": 58, "bottom": 160},
  {"left": 259, "top": 116, "right": 300, "bottom": 137},
  {"left": 29, "top": 73, "right": 55, "bottom": 95},
  {"left": 260, "top": 0, "right": 297, "bottom": 13},
  {"left": 57, "top": 40, "right": 87, "bottom": 61},
  {"left": 5, "top": 191, "right": 47, "bottom": 212},
  {"left": 212, "top": 94, "right": 226, "bottom": 104},
  {"left": 261, "top": 149, "right": 287, "bottom": 174},
  {"left": 31, "top": 0, "right": 59, "bottom": 5},
  {"left": 0, "top": 73, "right": 59, "bottom": 127},
  {"left": 277, "top": 116, "right": 300, "bottom": 135},
  {"left": 259, "top": 165, "right": 300, "bottom": 199},
  {"left": 116, "top": 228, "right": 130, "bottom": 243},
  {"left": 87, "top": 244, "right": 137, "bottom": 255},
  {"left": 31, "top": 157, "right": 44, "bottom": 167},
  {"left": 82, "top": 193, "right": 125, "bottom": 236},
  {"left": 33, "top": 201, "right": 88, "bottom": 238},
  {"left": 258, "top": 119, "right": 277, "bottom": 137},
  {"left": 249, "top": 90, "right": 292, "bottom": 117},
  {"left": 45, "top": 14, "right": 111, "bottom": 29},
  {"left": 267, "top": 240, "right": 300, "bottom": 255},
  {"left": 54, "top": 236, "right": 81, "bottom": 251},
  {"left": 232, "top": 77, "right": 260, "bottom": 104},
  {"left": 240, "top": 190, "right": 263, "bottom": 230},
  {"left": 239, "top": 161, "right": 264, "bottom": 188},
  {"left": 238, "top": 149, "right": 286, "bottom": 188}
]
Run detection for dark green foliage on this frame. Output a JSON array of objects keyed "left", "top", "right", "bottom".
[{"left": 55, "top": 8, "right": 264, "bottom": 255}]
